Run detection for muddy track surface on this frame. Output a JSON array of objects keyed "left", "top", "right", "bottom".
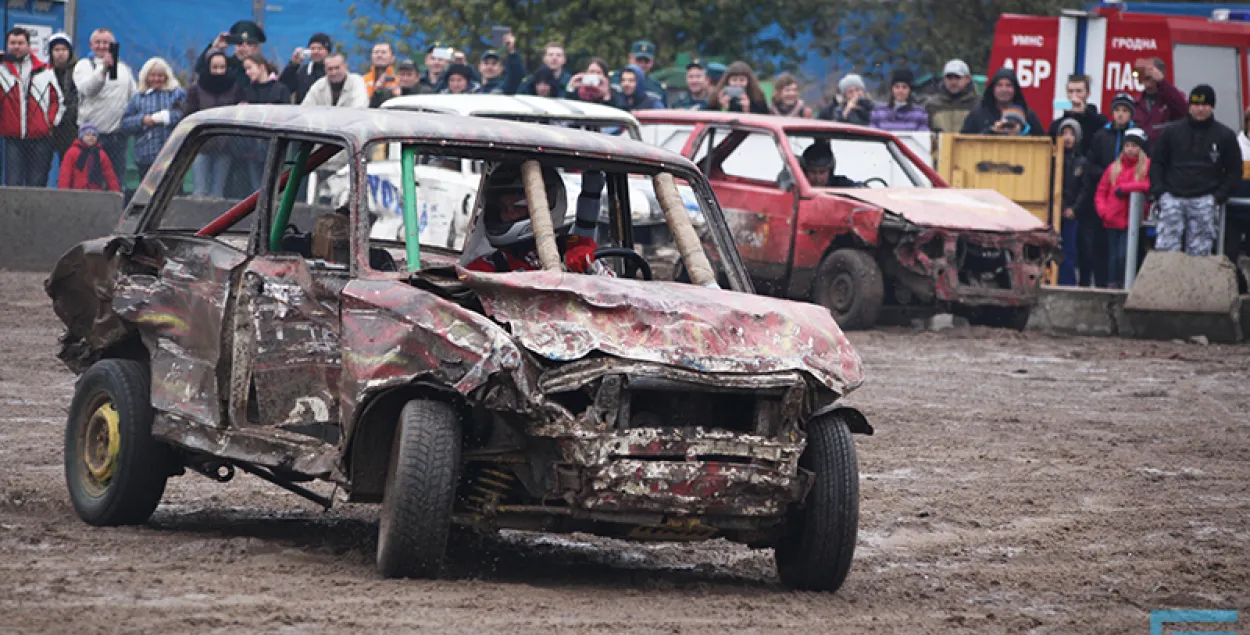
[{"left": 1, "top": 270, "right": 1247, "bottom": 634}]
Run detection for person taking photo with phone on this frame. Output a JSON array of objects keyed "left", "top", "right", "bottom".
[
  {"left": 1047, "top": 74, "right": 1106, "bottom": 154},
  {"left": 196, "top": 20, "right": 266, "bottom": 89},
  {"left": 710, "top": 61, "right": 768, "bottom": 115},
  {"left": 0, "top": 27, "right": 66, "bottom": 187},
  {"left": 819, "top": 73, "right": 873, "bottom": 125},
  {"left": 363, "top": 41, "right": 397, "bottom": 98},
  {"left": 72, "top": 28, "right": 134, "bottom": 188},
  {"left": 1132, "top": 58, "right": 1187, "bottom": 144},
  {"left": 960, "top": 67, "right": 1044, "bottom": 136},
  {"left": 280, "top": 33, "right": 330, "bottom": 103},
  {"left": 567, "top": 58, "right": 615, "bottom": 105}
]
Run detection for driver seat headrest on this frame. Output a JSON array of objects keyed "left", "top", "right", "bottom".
[{"left": 311, "top": 212, "right": 350, "bottom": 264}]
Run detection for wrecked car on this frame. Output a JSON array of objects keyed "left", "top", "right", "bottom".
[
  {"left": 47, "top": 105, "right": 872, "bottom": 592},
  {"left": 637, "top": 110, "right": 1060, "bottom": 330}
]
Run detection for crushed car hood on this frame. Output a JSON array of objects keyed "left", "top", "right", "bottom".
[
  {"left": 828, "top": 188, "right": 1049, "bottom": 233},
  {"left": 458, "top": 268, "right": 864, "bottom": 395}
]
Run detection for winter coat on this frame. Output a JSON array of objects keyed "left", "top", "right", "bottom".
[
  {"left": 369, "top": 84, "right": 431, "bottom": 108},
  {"left": 0, "top": 55, "right": 65, "bottom": 139},
  {"left": 1060, "top": 147, "right": 1085, "bottom": 212},
  {"left": 609, "top": 68, "right": 665, "bottom": 106},
  {"left": 58, "top": 139, "right": 120, "bottom": 191},
  {"left": 819, "top": 98, "right": 873, "bottom": 126},
  {"left": 713, "top": 92, "right": 769, "bottom": 115},
  {"left": 302, "top": 74, "right": 369, "bottom": 108},
  {"left": 279, "top": 60, "right": 324, "bottom": 104},
  {"left": 1047, "top": 104, "right": 1107, "bottom": 155},
  {"left": 522, "top": 66, "right": 573, "bottom": 99},
  {"left": 195, "top": 45, "right": 246, "bottom": 89},
  {"left": 481, "top": 52, "right": 525, "bottom": 95},
  {"left": 72, "top": 57, "right": 136, "bottom": 134},
  {"left": 925, "top": 85, "right": 979, "bottom": 133},
  {"left": 120, "top": 87, "right": 186, "bottom": 165},
  {"left": 1075, "top": 123, "right": 1137, "bottom": 222},
  {"left": 1095, "top": 153, "right": 1151, "bottom": 230},
  {"left": 50, "top": 62, "right": 79, "bottom": 154},
  {"left": 1149, "top": 115, "right": 1243, "bottom": 203},
  {"left": 959, "top": 68, "right": 1044, "bottom": 136},
  {"left": 185, "top": 78, "right": 244, "bottom": 115},
  {"left": 363, "top": 65, "right": 396, "bottom": 97},
  {"left": 243, "top": 79, "right": 292, "bottom": 105},
  {"left": 870, "top": 100, "right": 930, "bottom": 131},
  {"left": 1134, "top": 79, "right": 1188, "bottom": 143}
]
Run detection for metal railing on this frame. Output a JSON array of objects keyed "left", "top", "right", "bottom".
[{"left": 1125, "top": 192, "right": 1237, "bottom": 289}]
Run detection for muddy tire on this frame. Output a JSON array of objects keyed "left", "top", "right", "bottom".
[
  {"left": 814, "top": 249, "right": 884, "bottom": 330},
  {"left": 376, "top": 399, "right": 461, "bottom": 579},
  {"left": 64, "top": 359, "right": 171, "bottom": 526},
  {"left": 775, "top": 412, "right": 859, "bottom": 592}
]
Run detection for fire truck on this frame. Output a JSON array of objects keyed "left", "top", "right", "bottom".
[{"left": 989, "top": 2, "right": 1250, "bottom": 129}]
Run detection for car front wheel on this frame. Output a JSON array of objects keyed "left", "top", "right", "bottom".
[
  {"left": 376, "top": 399, "right": 461, "bottom": 579},
  {"left": 814, "top": 249, "right": 884, "bottom": 330},
  {"left": 64, "top": 359, "right": 172, "bottom": 526},
  {"left": 774, "top": 411, "right": 860, "bottom": 592}
]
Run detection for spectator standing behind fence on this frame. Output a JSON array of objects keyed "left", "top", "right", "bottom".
[
  {"left": 1132, "top": 58, "right": 1187, "bottom": 144},
  {"left": 479, "top": 33, "right": 523, "bottom": 95},
  {"left": 710, "top": 62, "right": 768, "bottom": 115},
  {"left": 47, "top": 33, "right": 78, "bottom": 177},
  {"left": 74, "top": 28, "right": 135, "bottom": 188},
  {"left": 567, "top": 58, "right": 616, "bottom": 105},
  {"left": 615, "top": 64, "right": 663, "bottom": 111},
  {"left": 1077, "top": 92, "right": 1138, "bottom": 288},
  {"left": 441, "top": 64, "right": 480, "bottom": 95},
  {"left": 820, "top": 74, "right": 872, "bottom": 125},
  {"left": 0, "top": 27, "right": 65, "bottom": 188},
  {"left": 770, "top": 73, "right": 812, "bottom": 118},
  {"left": 239, "top": 55, "right": 290, "bottom": 192},
  {"left": 1149, "top": 85, "right": 1242, "bottom": 257},
  {"left": 926, "top": 60, "right": 978, "bottom": 133},
  {"left": 120, "top": 58, "right": 184, "bottom": 184},
  {"left": 302, "top": 53, "right": 367, "bottom": 108},
  {"left": 1095, "top": 128, "right": 1150, "bottom": 288},
  {"left": 370, "top": 58, "right": 429, "bottom": 107},
  {"left": 610, "top": 41, "right": 666, "bottom": 107},
  {"left": 1226, "top": 107, "right": 1250, "bottom": 270},
  {"left": 363, "top": 42, "right": 396, "bottom": 98},
  {"left": 961, "top": 68, "right": 1043, "bottom": 136},
  {"left": 1056, "top": 119, "right": 1084, "bottom": 286},
  {"left": 197, "top": 21, "right": 265, "bottom": 90},
  {"left": 671, "top": 59, "right": 710, "bottom": 110},
  {"left": 420, "top": 42, "right": 449, "bottom": 92},
  {"left": 521, "top": 42, "right": 570, "bottom": 98},
  {"left": 1047, "top": 75, "right": 1105, "bottom": 154},
  {"left": 58, "top": 123, "right": 119, "bottom": 192},
  {"left": 870, "top": 69, "right": 929, "bottom": 131},
  {"left": 280, "top": 33, "right": 330, "bottom": 104},
  {"left": 185, "top": 50, "right": 243, "bottom": 198}
]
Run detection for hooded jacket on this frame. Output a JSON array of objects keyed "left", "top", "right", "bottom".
[
  {"left": 58, "top": 138, "right": 120, "bottom": 191},
  {"left": 614, "top": 65, "right": 664, "bottom": 111},
  {"left": 0, "top": 53, "right": 65, "bottom": 139},
  {"left": 925, "top": 83, "right": 979, "bottom": 133},
  {"left": 960, "top": 68, "right": 1044, "bottom": 136},
  {"left": 1149, "top": 115, "right": 1243, "bottom": 203},
  {"left": 1095, "top": 151, "right": 1151, "bottom": 230},
  {"left": 1076, "top": 120, "right": 1140, "bottom": 222},
  {"left": 48, "top": 34, "right": 80, "bottom": 155},
  {"left": 1047, "top": 103, "right": 1107, "bottom": 155},
  {"left": 279, "top": 59, "right": 324, "bottom": 103},
  {"left": 73, "top": 56, "right": 136, "bottom": 134}
]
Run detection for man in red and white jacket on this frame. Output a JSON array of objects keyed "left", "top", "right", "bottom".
[{"left": 0, "top": 27, "right": 65, "bottom": 187}]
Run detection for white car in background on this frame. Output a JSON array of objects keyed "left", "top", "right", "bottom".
[{"left": 321, "top": 94, "right": 700, "bottom": 250}]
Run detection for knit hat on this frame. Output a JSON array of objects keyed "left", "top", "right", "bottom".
[
  {"left": 308, "top": 32, "right": 332, "bottom": 49},
  {"left": 79, "top": 123, "right": 99, "bottom": 139},
  {"left": 47, "top": 32, "right": 72, "bottom": 57},
  {"left": 837, "top": 73, "right": 866, "bottom": 95},
  {"left": 445, "top": 63, "right": 474, "bottom": 82},
  {"left": 1110, "top": 92, "right": 1136, "bottom": 113},
  {"left": 1057, "top": 117, "right": 1082, "bottom": 143},
  {"left": 1002, "top": 106, "right": 1027, "bottom": 124},
  {"left": 1123, "top": 128, "right": 1148, "bottom": 148},
  {"left": 890, "top": 68, "right": 914, "bottom": 87},
  {"left": 1189, "top": 84, "right": 1216, "bottom": 107}
]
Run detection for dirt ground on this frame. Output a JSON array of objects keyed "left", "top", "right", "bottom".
[{"left": 1, "top": 270, "right": 1247, "bottom": 634}]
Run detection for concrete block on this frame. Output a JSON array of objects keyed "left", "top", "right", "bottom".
[
  {"left": 0, "top": 188, "right": 122, "bottom": 272},
  {"left": 1123, "top": 252, "right": 1242, "bottom": 343},
  {"left": 1026, "top": 286, "right": 1129, "bottom": 337}
]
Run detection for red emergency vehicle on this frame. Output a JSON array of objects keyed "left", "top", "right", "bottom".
[{"left": 990, "top": 4, "right": 1250, "bottom": 129}]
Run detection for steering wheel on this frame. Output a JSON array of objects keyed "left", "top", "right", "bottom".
[
  {"left": 593, "top": 247, "right": 652, "bottom": 280},
  {"left": 863, "top": 177, "right": 889, "bottom": 189}
]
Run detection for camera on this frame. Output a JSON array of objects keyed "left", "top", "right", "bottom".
[
  {"left": 583, "top": 74, "right": 601, "bottom": 87},
  {"left": 431, "top": 47, "right": 453, "bottom": 61}
]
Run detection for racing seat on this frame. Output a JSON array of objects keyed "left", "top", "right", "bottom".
[{"left": 311, "top": 213, "right": 350, "bottom": 264}]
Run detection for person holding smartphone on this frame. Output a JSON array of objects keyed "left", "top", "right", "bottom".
[
  {"left": 1046, "top": 75, "right": 1106, "bottom": 154},
  {"left": 196, "top": 20, "right": 266, "bottom": 90},
  {"left": 72, "top": 28, "right": 135, "bottom": 188},
  {"left": 280, "top": 33, "right": 331, "bottom": 103},
  {"left": 363, "top": 41, "right": 397, "bottom": 98},
  {"left": 960, "top": 67, "right": 1044, "bottom": 136},
  {"left": 818, "top": 73, "right": 872, "bottom": 125},
  {"left": 567, "top": 58, "right": 615, "bottom": 104},
  {"left": 710, "top": 61, "right": 768, "bottom": 115}
]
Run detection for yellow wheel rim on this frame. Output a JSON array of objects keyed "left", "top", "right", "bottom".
[{"left": 83, "top": 403, "right": 121, "bottom": 484}]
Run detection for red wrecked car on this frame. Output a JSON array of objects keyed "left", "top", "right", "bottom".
[
  {"left": 637, "top": 111, "right": 1059, "bottom": 330},
  {"left": 46, "top": 105, "right": 872, "bottom": 591}
]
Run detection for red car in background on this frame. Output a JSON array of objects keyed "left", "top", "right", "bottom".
[{"left": 637, "top": 111, "right": 1059, "bottom": 330}]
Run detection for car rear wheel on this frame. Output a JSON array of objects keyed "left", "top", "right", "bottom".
[
  {"left": 376, "top": 399, "right": 461, "bottom": 579},
  {"left": 814, "top": 249, "right": 884, "bottom": 330},
  {"left": 774, "top": 412, "right": 859, "bottom": 592},
  {"left": 64, "top": 359, "right": 172, "bottom": 526}
]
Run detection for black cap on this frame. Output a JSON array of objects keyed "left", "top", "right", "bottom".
[
  {"left": 396, "top": 58, "right": 417, "bottom": 71},
  {"left": 308, "top": 32, "right": 331, "bottom": 49},
  {"left": 1190, "top": 84, "right": 1216, "bottom": 107},
  {"left": 228, "top": 20, "right": 266, "bottom": 44}
]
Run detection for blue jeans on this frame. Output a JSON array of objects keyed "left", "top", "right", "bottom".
[
  {"left": 1106, "top": 228, "right": 1128, "bottom": 289},
  {"left": 4, "top": 137, "right": 53, "bottom": 187},
  {"left": 193, "top": 153, "right": 232, "bottom": 198},
  {"left": 1059, "top": 216, "right": 1078, "bottom": 286}
]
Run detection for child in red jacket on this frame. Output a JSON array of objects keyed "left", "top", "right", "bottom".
[
  {"left": 58, "top": 123, "right": 121, "bottom": 192},
  {"left": 1095, "top": 128, "right": 1150, "bottom": 288}
]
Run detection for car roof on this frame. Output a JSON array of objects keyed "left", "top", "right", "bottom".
[
  {"left": 381, "top": 94, "right": 640, "bottom": 124},
  {"left": 179, "top": 105, "right": 681, "bottom": 166},
  {"left": 633, "top": 109, "right": 901, "bottom": 141}
]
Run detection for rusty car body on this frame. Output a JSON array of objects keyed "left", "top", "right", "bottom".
[
  {"left": 47, "top": 105, "right": 871, "bottom": 591},
  {"left": 636, "top": 110, "right": 1060, "bottom": 330}
]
